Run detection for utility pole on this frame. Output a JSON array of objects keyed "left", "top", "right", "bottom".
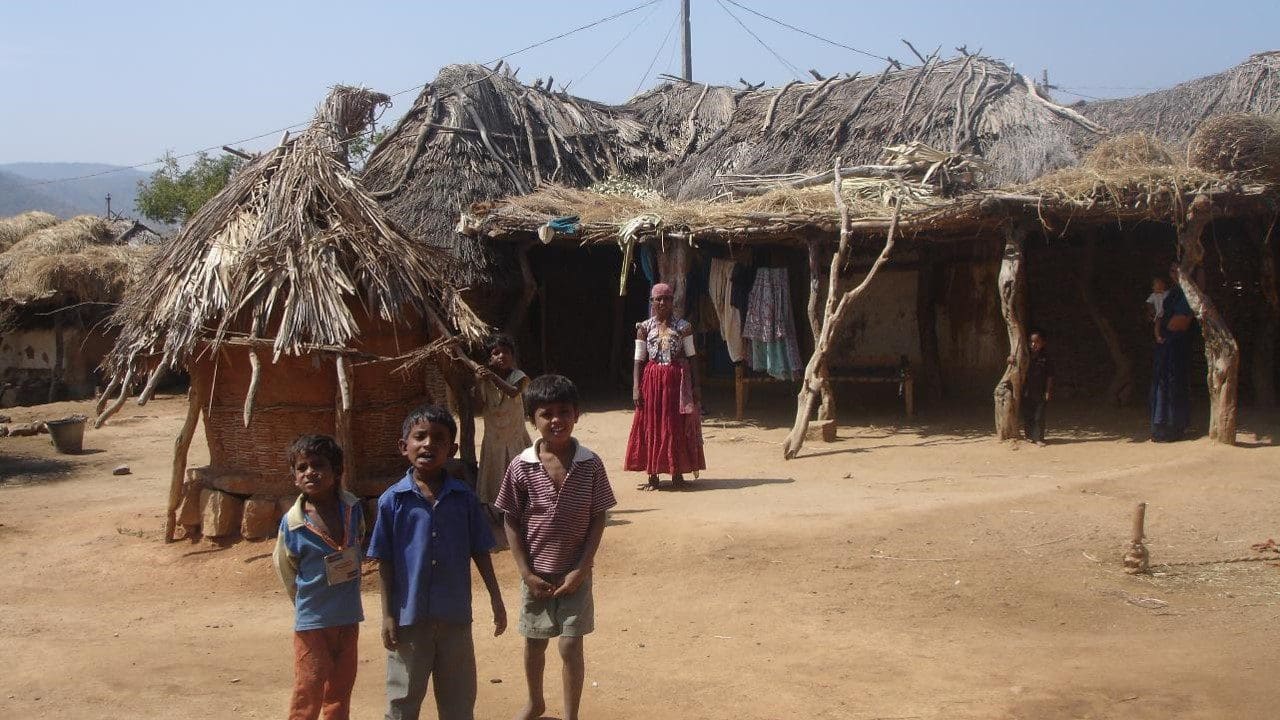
[
  {"left": 105, "top": 193, "right": 112, "bottom": 218},
  {"left": 681, "top": 0, "right": 692, "bottom": 81}
]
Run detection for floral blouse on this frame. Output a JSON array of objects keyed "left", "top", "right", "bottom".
[{"left": 637, "top": 317, "right": 693, "bottom": 364}]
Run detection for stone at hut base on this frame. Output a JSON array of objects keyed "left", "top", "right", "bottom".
[
  {"left": 178, "top": 471, "right": 206, "bottom": 527},
  {"left": 200, "top": 490, "right": 243, "bottom": 539},
  {"left": 0, "top": 424, "right": 8, "bottom": 438},
  {"left": 805, "top": 419, "right": 838, "bottom": 443},
  {"left": 242, "top": 495, "right": 283, "bottom": 541},
  {"left": 192, "top": 465, "right": 293, "bottom": 497},
  {"left": 112, "top": 465, "right": 131, "bottom": 476},
  {"left": 277, "top": 495, "right": 297, "bottom": 518}
]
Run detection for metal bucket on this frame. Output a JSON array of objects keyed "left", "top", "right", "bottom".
[{"left": 46, "top": 415, "right": 87, "bottom": 454}]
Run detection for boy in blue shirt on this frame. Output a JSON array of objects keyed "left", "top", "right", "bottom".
[
  {"left": 273, "top": 434, "right": 365, "bottom": 720},
  {"left": 367, "top": 404, "right": 507, "bottom": 720}
]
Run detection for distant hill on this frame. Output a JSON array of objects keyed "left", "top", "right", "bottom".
[{"left": 0, "top": 162, "right": 150, "bottom": 218}]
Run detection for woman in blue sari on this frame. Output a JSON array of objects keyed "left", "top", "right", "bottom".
[{"left": 1151, "top": 270, "right": 1195, "bottom": 441}]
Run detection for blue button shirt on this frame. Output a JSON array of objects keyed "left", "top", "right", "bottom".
[{"left": 367, "top": 473, "right": 495, "bottom": 626}]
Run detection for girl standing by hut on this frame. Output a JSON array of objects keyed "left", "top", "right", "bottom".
[
  {"left": 627, "top": 283, "right": 706, "bottom": 489},
  {"left": 475, "top": 334, "right": 531, "bottom": 529}
]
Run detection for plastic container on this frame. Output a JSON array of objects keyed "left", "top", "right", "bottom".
[{"left": 46, "top": 415, "right": 87, "bottom": 454}]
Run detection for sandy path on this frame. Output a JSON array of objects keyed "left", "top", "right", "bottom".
[{"left": 1, "top": 395, "right": 1277, "bottom": 719}]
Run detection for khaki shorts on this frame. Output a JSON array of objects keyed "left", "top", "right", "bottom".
[{"left": 518, "top": 575, "right": 594, "bottom": 639}]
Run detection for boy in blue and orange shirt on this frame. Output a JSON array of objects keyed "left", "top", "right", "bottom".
[{"left": 273, "top": 434, "right": 365, "bottom": 720}]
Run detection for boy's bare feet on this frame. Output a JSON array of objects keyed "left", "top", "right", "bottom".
[{"left": 513, "top": 700, "right": 545, "bottom": 720}]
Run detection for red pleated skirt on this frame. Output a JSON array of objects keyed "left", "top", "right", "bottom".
[{"left": 625, "top": 361, "right": 706, "bottom": 475}]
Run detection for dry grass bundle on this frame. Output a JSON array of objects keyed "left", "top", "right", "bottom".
[
  {"left": 2, "top": 215, "right": 111, "bottom": 259},
  {"left": 1187, "top": 113, "right": 1280, "bottom": 183},
  {"left": 105, "top": 85, "right": 487, "bottom": 386},
  {"left": 1025, "top": 162, "right": 1221, "bottom": 210},
  {"left": 1083, "top": 133, "right": 1175, "bottom": 171},
  {"left": 2, "top": 245, "right": 152, "bottom": 303},
  {"left": 0, "top": 211, "right": 58, "bottom": 251}
]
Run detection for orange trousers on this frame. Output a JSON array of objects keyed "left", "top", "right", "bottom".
[{"left": 290, "top": 624, "right": 359, "bottom": 720}]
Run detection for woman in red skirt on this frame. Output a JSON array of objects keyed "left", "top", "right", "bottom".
[{"left": 626, "top": 283, "right": 706, "bottom": 489}]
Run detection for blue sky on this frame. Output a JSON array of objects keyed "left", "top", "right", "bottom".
[{"left": 2, "top": 0, "right": 1277, "bottom": 167}]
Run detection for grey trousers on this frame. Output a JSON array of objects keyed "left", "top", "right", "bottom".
[{"left": 385, "top": 621, "right": 476, "bottom": 720}]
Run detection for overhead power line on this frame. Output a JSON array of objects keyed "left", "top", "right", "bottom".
[
  {"left": 633, "top": 4, "right": 682, "bottom": 96},
  {"left": 721, "top": 0, "right": 894, "bottom": 65},
  {"left": 18, "top": 0, "right": 663, "bottom": 191},
  {"left": 575, "top": 0, "right": 668, "bottom": 87},
  {"left": 714, "top": 0, "right": 804, "bottom": 80}
]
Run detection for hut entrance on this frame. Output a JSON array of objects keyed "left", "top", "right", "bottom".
[{"left": 523, "top": 243, "right": 649, "bottom": 393}]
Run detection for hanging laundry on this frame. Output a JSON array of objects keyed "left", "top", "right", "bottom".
[
  {"left": 743, "top": 267, "right": 804, "bottom": 380},
  {"left": 709, "top": 258, "right": 746, "bottom": 362}
]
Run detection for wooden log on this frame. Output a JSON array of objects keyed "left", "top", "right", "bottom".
[
  {"left": 95, "top": 377, "right": 119, "bottom": 417},
  {"left": 783, "top": 160, "right": 900, "bottom": 459},
  {"left": 993, "top": 223, "right": 1030, "bottom": 440},
  {"left": 136, "top": 362, "right": 166, "bottom": 406},
  {"left": 242, "top": 349, "right": 262, "bottom": 427},
  {"left": 1177, "top": 195, "right": 1239, "bottom": 445},
  {"left": 506, "top": 241, "right": 538, "bottom": 338},
  {"left": 165, "top": 367, "right": 210, "bottom": 542},
  {"left": 761, "top": 81, "right": 799, "bottom": 135},
  {"left": 1076, "top": 230, "right": 1133, "bottom": 405},
  {"left": 682, "top": 83, "right": 711, "bottom": 156},
  {"left": 334, "top": 356, "right": 357, "bottom": 488}
]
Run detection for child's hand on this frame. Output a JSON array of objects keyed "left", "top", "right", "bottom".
[
  {"left": 554, "top": 567, "right": 590, "bottom": 598},
  {"left": 381, "top": 615, "right": 399, "bottom": 651},
  {"left": 524, "top": 572, "right": 556, "bottom": 599},
  {"left": 491, "top": 597, "right": 507, "bottom": 636},
  {"left": 475, "top": 366, "right": 495, "bottom": 383},
  {"left": 632, "top": 389, "right": 643, "bottom": 408}
]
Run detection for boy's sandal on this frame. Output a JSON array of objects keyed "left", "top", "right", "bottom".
[{"left": 647, "top": 475, "right": 661, "bottom": 490}]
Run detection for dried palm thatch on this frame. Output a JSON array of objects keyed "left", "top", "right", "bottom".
[
  {"left": 1186, "top": 113, "right": 1280, "bottom": 183},
  {"left": 632, "top": 55, "right": 1102, "bottom": 197},
  {"left": 0, "top": 211, "right": 59, "bottom": 251},
  {"left": 0, "top": 215, "right": 148, "bottom": 306},
  {"left": 1073, "top": 51, "right": 1280, "bottom": 152},
  {"left": 103, "top": 85, "right": 486, "bottom": 388},
  {"left": 363, "top": 64, "right": 661, "bottom": 282},
  {"left": 1082, "top": 133, "right": 1175, "bottom": 171}
]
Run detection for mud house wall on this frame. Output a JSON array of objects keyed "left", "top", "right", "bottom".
[{"left": 0, "top": 325, "right": 110, "bottom": 406}]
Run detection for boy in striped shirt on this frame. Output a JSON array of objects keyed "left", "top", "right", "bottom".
[{"left": 494, "top": 375, "right": 617, "bottom": 720}]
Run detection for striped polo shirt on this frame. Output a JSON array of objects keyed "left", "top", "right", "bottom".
[{"left": 494, "top": 442, "right": 617, "bottom": 575}]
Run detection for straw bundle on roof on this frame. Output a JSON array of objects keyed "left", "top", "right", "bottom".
[
  {"left": 0, "top": 211, "right": 59, "bottom": 251},
  {"left": 1073, "top": 51, "right": 1280, "bottom": 153},
  {"left": 1186, "top": 113, "right": 1280, "bottom": 183},
  {"left": 1082, "top": 133, "right": 1175, "bottom": 171},
  {"left": 0, "top": 215, "right": 148, "bottom": 306},
  {"left": 105, "top": 85, "right": 486, "bottom": 384}
]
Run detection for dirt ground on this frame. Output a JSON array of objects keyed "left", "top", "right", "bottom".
[{"left": 1, "top": 391, "right": 1278, "bottom": 720}]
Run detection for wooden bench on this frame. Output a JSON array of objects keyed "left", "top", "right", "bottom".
[{"left": 732, "top": 354, "right": 914, "bottom": 420}]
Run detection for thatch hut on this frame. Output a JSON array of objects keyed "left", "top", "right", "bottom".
[
  {"left": 460, "top": 114, "right": 1280, "bottom": 450},
  {"left": 100, "top": 86, "right": 485, "bottom": 542},
  {"left": 0, "top": 213, "right": 154, "bottom": 406}
]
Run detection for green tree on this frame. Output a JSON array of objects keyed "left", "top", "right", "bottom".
[
  {"left": 345, "top": 128, "right": 389, "bottom": 169},
  {"left": 136, "top": 151, "right": 246, "bottom": 225}
]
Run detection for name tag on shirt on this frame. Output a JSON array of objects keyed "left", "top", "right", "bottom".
[{"left": 324, "top": 547, "right": 361, "bottom": 586}]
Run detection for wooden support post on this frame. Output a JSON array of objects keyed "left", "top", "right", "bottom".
[
  {"left": 993, "top": 222, "right": 1030, "bottom": 440},
  {"left": 783, "top": 160, "right": 900, "bottom": 459},
  {"left": 806, "top": 239, "right": 835, "bottom": 422},
  {"left": 734, "top": 364, "right": 746, "bottom": 420},
  {"left": 334, "top": 356, "right": 357, "bottom": 489},
  {"left": 505, "top": 242, "right": 537, "bottom": 337},
  {"left": 1123, "top": 501, "right": 1150, "bottom": 574},
  {"left": 48, "top": 313, "right": 64, "bottom": 403},
  {"left": 1177, "top": 195, "right": 1240, "bottom": 445},
  {"left": 915, "top": 247, "right": 944, "bottom": 403},
  {"left": 1250, "top": 219, "right": 1279, "bottom": 407},
  {"left": 243, "top": 349, "right": 262, "bottom": 427},
  {"left": 165, "top": 366, "right": 210, "bottom": 542},
  {"left": 1076, "top": 229, "right": 1133, "bottom": 406}
]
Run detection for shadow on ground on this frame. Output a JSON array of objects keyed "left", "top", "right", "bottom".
[{"left": 0, "top": 453, "right": 77, "bottom": 486}]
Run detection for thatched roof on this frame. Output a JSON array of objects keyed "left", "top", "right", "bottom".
[
  {"left": 0, "top": 214, "right": 153, "bottom": 321},
  {"left": 1073, "top": 51, "right": 1280, "bottom": 153},
  {"left": 635, "top": 55, "right": 1105, "bottom": 198},
  {"left": 103, "top": 85, "right": 485, "bottom": 384},
  {"left": 461, "top": 155, "right": 1275, "bottom": 249},
  {"left": 362, "top": 64, "right": 662, "bottom": 281}
]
